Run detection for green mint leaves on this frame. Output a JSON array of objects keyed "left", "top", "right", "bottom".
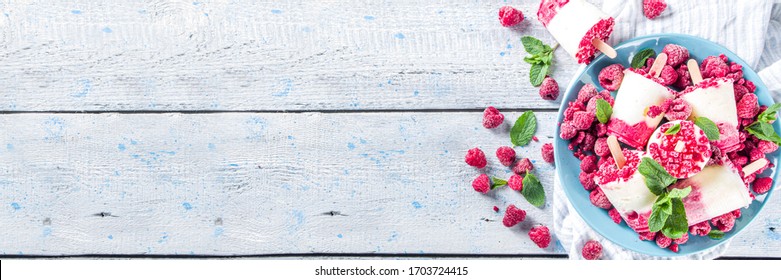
[
  {"left": 521, "top": 36, "right": 555, "bottom": 87},
  {"left": 746, "top": 103, "right": 781, "bottom": 146},
  {"left": 637, "top": 158, "right": 677, "bottom": 196},
  {"left": 648, "top": 186, "right": 691, "bottom": 239},
  {"left": 755, "top": 103, "right": 781, "bottom": 124},
  {"left": 595, "top": 99, "right": 613, "bottom": 124},
  {"left": 694, "top": 117, "right": 720, "bottom": 140},
  {"left": 511, "top": 111, "right": 537, "bottom": 147},
  {"left": 664, "top": 123, "right": 681, "bottom": 135},
  {"left": 521, "top": 173, "right": 546, "bottom": 208},
  {"left": 631, "top": 49, "right": 656, "bottom": 69},
  {"left": 708, "top": 229, "right": 725, "bottom": 239},
  {"left": 490, "top": 177, "right": 508, "bottom": 190}
]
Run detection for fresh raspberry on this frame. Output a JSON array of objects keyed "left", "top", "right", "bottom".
[
  {"left": 734, "top": 84, "right": 749, "bottom": 102},
  {"left": 581, "top": 133, "right": 597, "bottom": 152},
  {"left": 572, "top": 111, "right": 595, "bottom": 131},
  {"left": 594, "top": 137, "right": 610, "bottom": 157},
  {"left": 512, "top": 158, "right": 534, "bottom": 175},
  {"left": 580, "top": 155, "right": 598, "bottom": 173},
  {"left": 746, "top": 80, "right": 757, "bottom": 93},
  {"left": 581, "top": 240, "right": 603, "bottom": 260},
  {"left": 658, "top": 65, "right": 678, "bottom": 86},
  {"left": 655, "top": 234, "right": 672, "bottom": 248},
  {"left": 598, "top": 90, "right": 614, "bottom": 104},
  {"left": 528, "top": 225, "right": 551, "bottom": 249},
  {"left": 586, "top": 95, "right": 612, "bottom": 116},
  {"left": 732, "top": 209, "right": 742, "bottom": 219},
  {"left": 736, "top": 93, "right": 759, "bottom": 118},
  {"left": 590, "top": 188, "right": 612, "bottom": 209},
  {"left": 598, "top": 64, "right": 625, "bottom": 91},
  {"left": 496, "top": 146, "right": 516, "bottom": 166},
  {"left": 749, "top": 148, "right": 764, "bottom": 162},
  {"left": 727, "top": 70, "right": 744, "bottom": 81},
  {"left": 539, "top": 77, "right": 559, "bottom": 100},
  {"left": 541, "top": 143, "right": 555, "bottom": 163},
  {"left": 753, "top": 177, "right": 772, "bottom": 194},
  {"left": 498, "top": 6, "right": 524, "bottom": 27},
  {"left": 674, "top": 64, "right": 692, "bottom": 89},
  {"left": 560, "top": 122, "right": 578, "bottom": 140},
  {"left": 608, "top": 208, "right": 622, "bottom": 224},
  {"left": 493, "top": 206, "right": 499, "bottom": 212},
  {"left": 642, "top": 57, "right": 655, "bottom": 73},
  {"left": 595, "top": 123, "right": 608, "bottom": 137},
  {"left": 508, "top": 174, "right": 524, "bottom": 191},
  {"left": 533, "top": 136, "right": 539, "bottom": 142},
  {"left": 669, "top": 243, "right": 680, "bottom": 253},
  {"left": 662, "top": 44, "right": 689, "bottom": 67},
  {"left": 639, "top": 231, "right": 657, "bottom": 241},
  {"left": 472, "top": 174, "right": 491, "bottom": 193},
  {"left": 711, "top": 212, "right": 736, "bottom": 232},
  {"left": 564, "top": 102, "right": 585, "bottom": 122},
  {"left": 465, "top": 148, "right": 487, "bottom": 168},
  {"left": 664, "top": 98, "right": 692, "bottom": 121},
  {"left": 580, "top": 171, "right": 597, "bottom": 191},
  {"left": 502, "top": 204, "right": 527, "bottom": 227},
  {"left": 577, "top": 84, "right": 598, "bottom": 104},
  {"left": 642, "top": 0, "right": 667, "bottom": 19},
  {"left": 673, "top": 233, "right": 689, "bottom": 245},
  {"left": 729, "top": 62, "right": 743, "bottom": 73},
  {"left": 700, "top": 55, "right": 729, "bottom": 79},
  {"left": 482, "top": 106, "right": 504, "bottom": 129}
]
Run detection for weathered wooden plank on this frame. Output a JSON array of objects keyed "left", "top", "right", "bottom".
[{"left": 0, "top": 113, "right": 778, "bottom": 256}]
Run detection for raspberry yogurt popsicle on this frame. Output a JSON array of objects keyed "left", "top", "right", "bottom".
[
  {"left": 607, "top": 68, "right": 676, "bottom": 149},
  {"left": 537, "top": 0, "right": 617, "bottom": 64},
  {"left": 646, "top": 120, "right": 711, "bottom": 179},
  {"left": 681, "top": 60, "right": 741, "bottom": 153},
  {"left": 670, "top": 160, "right": 753, "bottom": 226}
]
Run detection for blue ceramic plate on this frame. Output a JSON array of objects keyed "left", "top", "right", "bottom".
[{"left": 554, "top": 34, "right": 778, "bottom": 257}]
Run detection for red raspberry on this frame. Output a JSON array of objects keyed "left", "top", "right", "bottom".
[
  {"left": 465, "top": 148, "right": 487, "bottom": 168},
  {"left": 701, "top": 55, "right": 729, "bottom": 79},
  {"left": 502, "top": 204, "right": 527, "bottom": 227},
  {"left": 512, "top": 158, "right": 534, "bottom": 175},
  {"left": 564, "top": 102, "right": 584, "bottom": 122},
  {"left": 608, "top": 208, "right": 622, "bottom": 224},
  {"left": 496, "top": 146, "right": 516, "bottom": 166},
  {"left": 647, "top": 104, "right": 666, "bottom": 119},
  {"left": 493, "top": 206, "right": 499, "bottom": 212},
  {"left": 580, "top": 155, "right": 598, "bottom": 173},
  {"left": 595, "top": 123, "right": 608, "bottom": 137},
  {"left": 580, "top": 133, "right": 597, "bottom": 152},
  {"left": 643, "top": 0, "right": 667, "bottom": 19},
  {"left": 498, "top": 6, "right": 524, "bottom": 27},
  {"left": 598, "top": 64, "right": 625, "bottom": 91},
  {"left": 581, "top": 240, "right": 603, "bottom": 260},
  {"left": 472, "top": 174, "right": 491, "bottom": 193},
  {"left": 642, "top": 58, "right": 655, "bottom": 73},
  {"left": 594, "top": 137, "right": 610, "bottom": 157},
  {"left": 577, "top": 84, "right": 598, "bottom": 104},
  {"left": 580, "top": 171, "right": 597, "bottom": 191},
  {"left": 639, "top": 231, "right": 657, "bottom": 241},
  {"left": 533, "top": 136, "right": 539, "bottom": 142},
  {"left": 669, "top": 243, "right": 680, "bottom": 253},
  {"left": 711, "top": 212, "right": 736, "bottom": 232},
  {"left": 746, "top": 80, "right": 757, "bottom": 93},
  {"left": 674, "top": 64, "right": 692, "bottom": 88},
  {"left": 736, "top": 94, "right": 759, "bottom": 118},
  {"left": 541, "top": 143, "right": 555, "bottom": 163},
  {"left": 598, "top": 90, "right": 614, "bottom": 104},
  {"left": 528, "top": 225, "right": 551, "bottom": 249},
  {"left": 753, "top": 177, "right": 772, "bottom": 194},
  {"left": 731, "top": 155, "right": 748, "bottom": 167},
  {"left": 734, "top": 84, "right": 749, "bottom": 102},
  {"left": 482, "top": 106, "right": 504, "bottom": 129},
  {"left": 662, "top": 44, "right": 689, "bottom": 67},
  {"left": 729, "top": 62, "right": 743, "bottom": 73},
  {"left": 587, "top": 95, "right": 613, "bottom": 116},
  {"left": 590, "top": 188, "right": 612, "bottom": 209},
  {"left": 655, "top": 234, "right": 672, "bottom": 248},
  {"left": 658, "top": 65, "right": 678, "bottom": 86},
  {"left": 664, "top": 98, "right": 692, "bottom": 121},
  {"left": 508, "top": 174, "right": 524, "bottom": 191},
  {"left": 749, "top": 148, "right": 764, "bottom": 162},
  {"left": 539, "top": 77, "right": 559, "bottom": 100},
  {"left": 560, "top": 122, "right": 578, "bottom": 140},
  {"left": 572, "top": 111, "right": 595, "bottom": 131},
  {"left": 673, "top": 233, "right": 689, "bottom": 245}
]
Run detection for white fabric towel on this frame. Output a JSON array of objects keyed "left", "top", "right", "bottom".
[{"left": 553, "top": 0, "right": 781, "bottom": 259}]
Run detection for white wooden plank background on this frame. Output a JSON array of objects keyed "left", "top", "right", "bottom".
[{"left": 0, "top": 0, "right": 779, "bottom": 258}]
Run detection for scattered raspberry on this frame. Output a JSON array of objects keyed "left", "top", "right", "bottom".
[
  {"left": 700, "top": 55, "right": 729, "bottom": 79},
  {"left": 669, "top": 243, "right": 680, "bottom": 253},
  {"left": 662, "top": 44, "right": 689, "bottom": 67},
  {"left": 465, "top": 148, "right": 487, "bottom": 168},
  {"left": 639, "top": 231, "right": 657, "bottom": 241},
  {"left": 608, "top": 208, "right": 622, "bottom": 224},
  {"left": 560, "top": 123, "right": 578, "bottom": 140},
  {"left": 673, "top": 233, "right": 689, "bottom": 245},
  {"left": 532, "top": 136, "right": 539, "bottom": 142},
  {"left": 498, "top": 6, "right": 524, "bottom": 27},
  {"left": 658, "top": 65, "right": 678, "bottom": 86},
  {"left": 539, "top": 77, "right": 559, "bottom": 100},
  {"left": 580, "top": 155, "right": 598, "bottom": 173},
  {"left": 733, "top": 84, "right": 749, "bottom": 101},
  {"left": 598, "top": 64, "right": 625, "bottom": 91},
  {"left": 493, "top": 206, "right": 499, "bottom": 212},
  {"left": 581, "top": 240, "right": 603, "bottom": 260},
  {"left": 482, "top": 106, "right": 504, "bottom": 129},
  {"left": 655, "top": 234, "right": 672, "bottom": 248},
  {"left": 753, "top": 177, "right": 772, "bottom": 194},
  {"left": 496, "top": 146, "right": 516, "bottom": 167},
  {"left": 508, "top": 174, "right": 524, "bottom": 191},
  {"left": 736, "top": 93, "right": 759, "bottom": 118},
  {"left": 472, "top": 174, "right": 491, "bottom": 193},
  {"left": 529, "top": 225, "right": 551, "bottom": 249},
  {"left": 541, "top": 143, "right": 555, "bottom": 163},
  {"left": 502, "top": 204, "right": 527, "bottom": 227},
  {"left": 594, "top": 137, "right": 610, "bottom": 157},
  {"left": 711, "top": 212, "right": 736, "bottom": 232},
  {"left": 577, "top": 84, "right": 598, "bottom": 104},
  {"left": 590, "top": 188, "right": 612, "bottom": 209},
  {"left": 664, "top": 98, "right": 692, "bottom": 121},
  {"left": 579, "top": 172, "right": 597, "bottom": 191},
  {"left": 642, "top": 0, "right": 667, "bottom": 19},
  {"left": 571, "top": 111, "right": 595, "bottom": 130},
  {"left": 674, "top": 64, "right": 692, "bottom": 88},
  {"left": 512, "top": 158, "right": 534, "bottom": 175}
]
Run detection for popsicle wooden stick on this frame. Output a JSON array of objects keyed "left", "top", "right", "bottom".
[
  {"left": 606, "top": 135, "right": 626, "bottom": 169},
  {"left": 743, "top": 158, "right": 769, "bottom": 178},
  {"left": 650, "top": 53, "right": 668, "bottom": 78},
  {"left": 687, "top": 59, "right": 703, "bottom": 84},
  {"left": 592, "top": 38, "right": 617, "bottom": 59}
]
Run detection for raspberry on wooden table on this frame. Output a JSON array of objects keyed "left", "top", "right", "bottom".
[
  {"left": 529, "top": 225, "right": 551, "bottom": 249},
  {"left": 581, "top": 240, "right": 603, "bottom": 260},
  {"left": 498, "top": 6, "right": 524, "bottom": 27}
]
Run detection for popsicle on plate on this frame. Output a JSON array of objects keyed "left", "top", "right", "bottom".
[
  {"left": 607, "top": 69, "right": 676, "bottom": 149},
  {"left": 680, "top": 76, "right": 741, "bottom": 153},
  {"left": 537, "top": 0, "right": 616, "bottom": 64},
  {"left": 646, "top": 120, "right": 711, "bottom": 179},
  {"left": 593, "top": 148, "right": 657, "bottom": 233},
  {"left": 670, "top": 160, "right": 753, "bottom": 226}
]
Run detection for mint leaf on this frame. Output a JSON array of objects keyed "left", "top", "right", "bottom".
[
  {"left": 491, "top": 177, "right": 508, "bottom": 189},
  {"left": 529, "top": 63, "right": 549, "bottom": 87},
  {"left": 661, "top": 198, "right": 688, "bottom": 239},
  {"left": 708, "top": 229, "right": 725, "bottom": 239},
  {"left": 524, "top": 55, "right": 543, "bottom": 64},
  {"left": 521, "top": 36, "right": 546, "bottom": 55},
  {"left": 648, "top": 208, "right": 669, "bottom": 233},
  {"left": 667, "top": 186, "right": 692, "bottom": 199},
  {"left": 654, "top": 194, "right": 673, "bottom": 215},
  {"left": 511, "top": 111, "right": 537, "bottom": 147},
  {"left": 521, "top": 173, "right": 546, "bottom": 208},
  {"left": 638, "top": 158, "right": 677, "bottom": 196},
  {"left": 756, "top": 103, "right": 781, "bottom": 124},
  {"left": 664, "top": 123, "right": 681, "bottom": 135},
  {"left": 695, "top": 117, "right": 720, "bottom": 140},
  {"left": 631, "top": 48, "right": 656, "bottom": 69},
  {"left": 746, "top": 122, "right": 781, "bottom": 146},
  {"left": 540, "top": 52, "right": 553, "bottom": 64},
  {"left": 595, "top": 99, "right": 612, "bottom": 124}
]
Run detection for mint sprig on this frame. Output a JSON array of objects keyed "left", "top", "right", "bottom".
[
  {"left": 694, "top": 117, "right": 720, "bottom": 140},
  {"left": 648, "top": 186, "right": 691, "bottom": 239},
  {"left": 664, "top": 123, "right": 681, "bottom": 135},
  {"left": 511, "top": 111, "right": 537, "bottom": 147},
  {"left": 746, "top": 103, "right": 781, "bottom": 145},
  {"left": 631, "top": 48, "right": 656, "bottom": 69},
  {"left": 637, "top": 158, "right": 677, "bottom": 196},
  {"left": 490, "top": 177, "right": 508, "bottom": 190},
  {"left": 521, "top": 36, "right": 556, "bottom": 87},
  {"left": 521, "top": 173, "right": 546, "bottom": 208},
  {"left": 595, "top": 99, "right": 612, "bottom": 124}
]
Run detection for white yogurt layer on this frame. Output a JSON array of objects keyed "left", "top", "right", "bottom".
[
  {"left": 545, "top": 0, "right": 609, "bottom": 60},
  {"left": 682, "top": 78, "right": 738, "bottom": 127},
  {"left": 678, "top": 164, "right": 753, "bottom": 225},
  {"left": 611, "top": 70, "right": 675, "bottom": 125}
]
